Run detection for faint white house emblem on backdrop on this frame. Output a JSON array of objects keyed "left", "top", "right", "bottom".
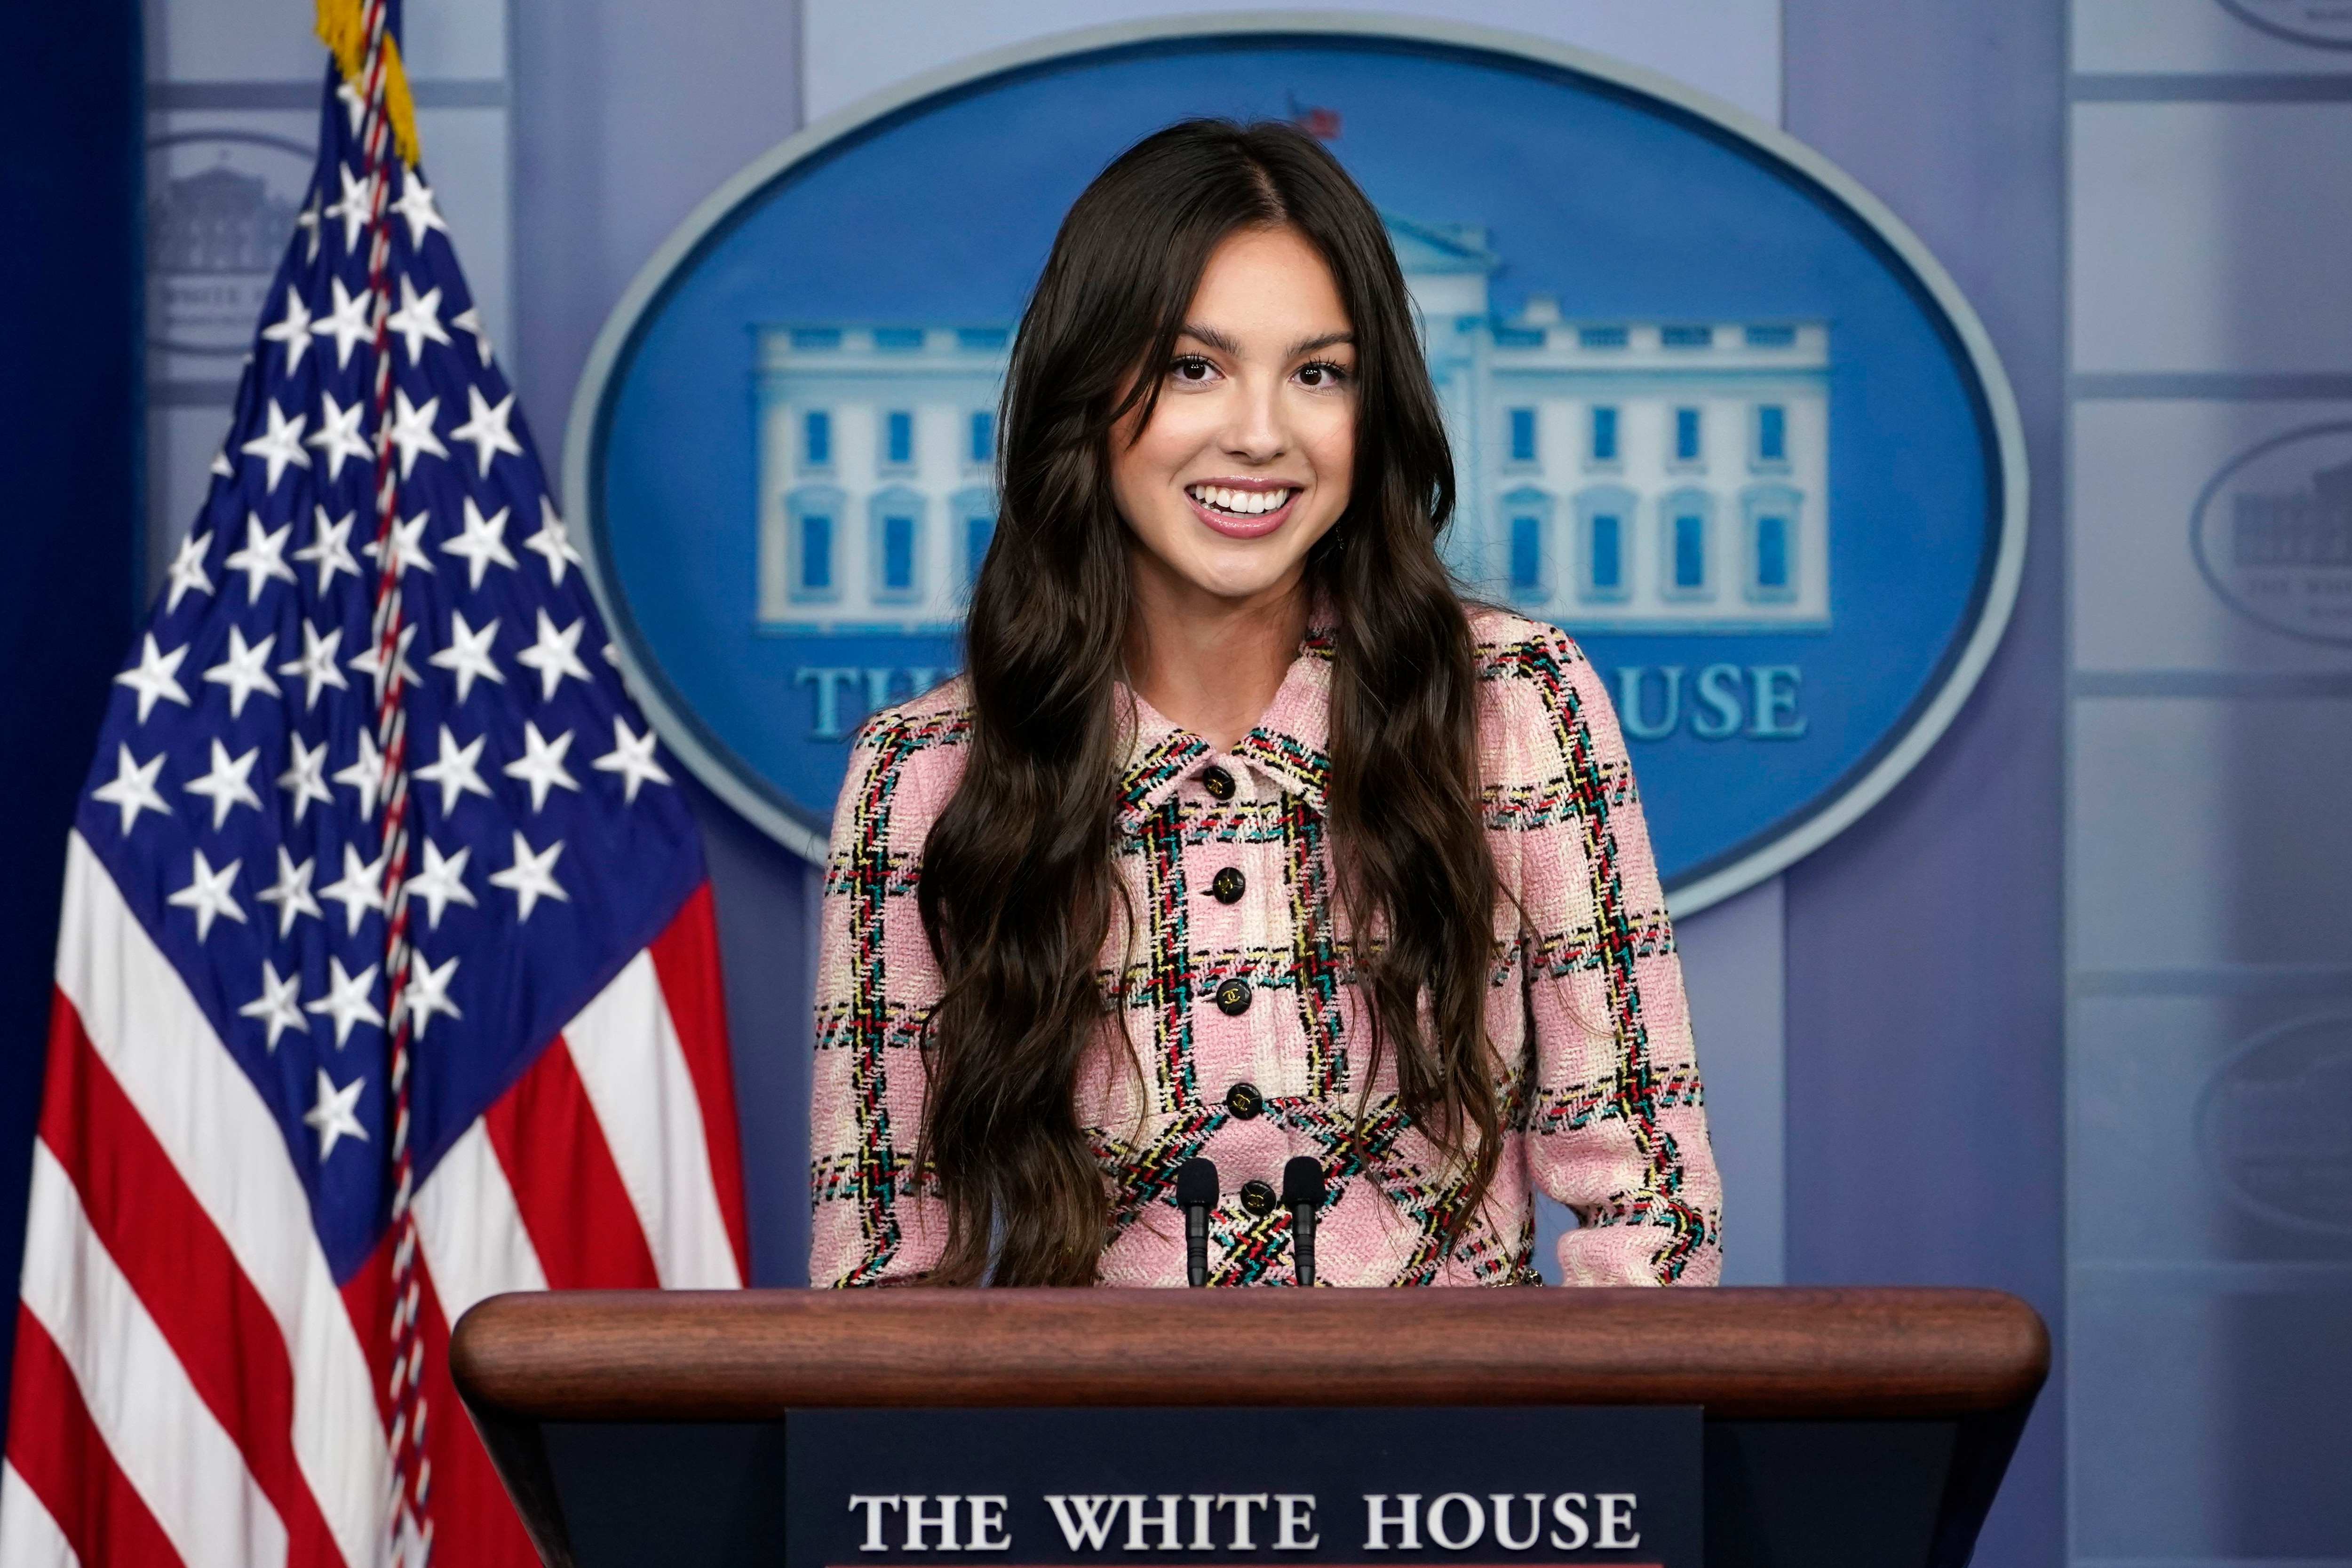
[
  {"left": 147, "top": 132, "right": 313, "bottom": 358},
  {"left": 753, "top": 215, "right": 1830, "bottom": 644},
  {"left": 2215, "top": 0, "right": 2352, "bottom": 48},
  {"left": 2192, "top": 422, "right": 2352, "bottom": 645},
  {"left": 2198, "top": 1015, "right": 2352, "bottom": 1235}
]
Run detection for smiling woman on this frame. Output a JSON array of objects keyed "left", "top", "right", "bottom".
[{"left": 808, "top": 119, "right": 1720, "bottom": 1290}]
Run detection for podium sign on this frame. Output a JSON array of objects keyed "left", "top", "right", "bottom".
[{"left": 787, "top": 1408, "right": 1701, "bottom": 1568}]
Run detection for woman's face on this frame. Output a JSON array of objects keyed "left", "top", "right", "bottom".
[{"left": 1111, "top": 224, "right": 1357, "bottom": 608}]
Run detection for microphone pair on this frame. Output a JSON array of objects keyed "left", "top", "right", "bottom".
[{"left": 1174, "top": 1156, "right": 1324, "bottom": 1287}]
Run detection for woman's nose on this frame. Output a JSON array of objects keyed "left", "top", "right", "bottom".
[{"left": 1219, "top": 377, "right": 1288, "bottom": 462}]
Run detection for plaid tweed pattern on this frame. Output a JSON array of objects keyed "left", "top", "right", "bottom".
[{"left": 809, "top": 608, "right": 1722, "bottom": 1288}]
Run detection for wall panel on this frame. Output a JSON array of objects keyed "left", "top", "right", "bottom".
[
  {"left": 1781, "top": 5, "right": 2068, "bottom": 1566},
  {"left": 2068, "top": 8, "right": 2352, "bottom": 1567},
  {"left": 2072, "top": 697, "right": 2352, "bottom": 972},
  {"left": 2074, "top": 103, "right": 2352, "bottom": 376}
]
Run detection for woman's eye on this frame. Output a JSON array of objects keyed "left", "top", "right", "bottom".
[
  {"left": 1297, "top": 361, "right": 1351, "bottom": 389},
  {"left": 1170, "top": 356, "right": 1215, "bottom": 384}
]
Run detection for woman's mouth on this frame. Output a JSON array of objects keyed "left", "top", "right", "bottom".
[{"left": 1184, "top": 483, "right": 1299, "bottom": 539}]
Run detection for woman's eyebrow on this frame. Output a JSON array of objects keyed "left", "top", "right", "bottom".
[
  {"left": 1176, "top": 322, "right": 1242, "bottom": 356},
  {"left": 1288, "top": 330, "right": 1355, "bottom": 356},
  {"left": 1173, "top": 325, "right": 1356, "bottom": 358}
]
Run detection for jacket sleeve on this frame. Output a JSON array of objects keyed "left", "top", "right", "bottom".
[
  {"left": 1511, "top": 629, "right": 1722, "bottom": 1286},
  {"left": 808, "top": 709, "right": 957, "bottom": 1287}
]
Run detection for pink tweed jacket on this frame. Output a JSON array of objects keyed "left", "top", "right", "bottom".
[{"left": 809, "top": 607, "right": 1721, "bottom": 1288}]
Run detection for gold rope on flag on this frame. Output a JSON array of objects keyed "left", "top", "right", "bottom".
[{"left": 314, "top": 0, "right": 419, "bottom": 166}]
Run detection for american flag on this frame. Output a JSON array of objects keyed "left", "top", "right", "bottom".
[{"left": 0, "top": 6, "right": 747, "bottom": 1566}]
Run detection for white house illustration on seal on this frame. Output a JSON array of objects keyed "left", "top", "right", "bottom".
[{"left": 754, "top": 216, "right": 1829, "bottom": 634}]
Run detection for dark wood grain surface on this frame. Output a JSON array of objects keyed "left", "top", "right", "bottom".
[{"left": 450, "top": 1286, "right": 2047, "bottom": 1422}]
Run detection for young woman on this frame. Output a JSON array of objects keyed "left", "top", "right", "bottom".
[{"left": 810, "top": 119, "right": 1720, "bottom": 1288}]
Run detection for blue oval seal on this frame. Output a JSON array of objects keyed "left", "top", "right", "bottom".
[{"left": 567, "top": 15, "right": 2026, "bottom": 913}]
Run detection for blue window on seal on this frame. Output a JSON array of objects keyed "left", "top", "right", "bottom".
[
  {"left": 1755, "top": 515, "right": 1789, "bottom": 589},
  {"left": 885, "top": 411, "right": 914, "bottom": 467},
  {"left": 804, "top": 410, "right": 831, "bottom": 467},
  {"left": 1590, "top": 514, "right": 1622, "bottom": 590},
  {"left": 966, "top": 513, "right": 994, "bottom": 584},
  {"left": 1509, "top": 407, "right": 1538, "bottom": 464},
  {"left": 882, "top": 514, "right": 915, "bottom": 591},
  {"left": 1591, "top": 406, "right": 1618, "bottom": 462},
  {"left": 1675, "top": 407, "right": 1702, "bottom": 462},
  {"left": 800, "top": 514, "right": 832, "bottom": 591},
  {"left": 1757, "top": 404, "right": 1787, "bottom": 463},
  {"left": 1510, "top": 514, "right": 1543, "bottom": 591},
  {"left": 1675, "top": 514, "right": 1706, "bottom": 588}
]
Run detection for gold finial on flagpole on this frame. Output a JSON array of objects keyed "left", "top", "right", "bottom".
[{"left": 314, "top": 0, "right": 419, "bottom": 166}]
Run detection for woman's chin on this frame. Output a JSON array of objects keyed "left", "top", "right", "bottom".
[{"left": 1163, "top": 548, "right": 1315, "bottom": 608}]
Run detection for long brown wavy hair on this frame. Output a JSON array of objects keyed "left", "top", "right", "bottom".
[{"left": 914, "top": 119, "right": 1500, "bottom": 1285}]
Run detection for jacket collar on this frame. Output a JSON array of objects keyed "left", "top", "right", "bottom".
[{"left": 1112, "top": 617, "right": 1335, "bottom": 836}]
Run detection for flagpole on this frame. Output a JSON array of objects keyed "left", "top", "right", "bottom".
[{"left": 350, "top": 0, "right": 432, "bottom": 1560}]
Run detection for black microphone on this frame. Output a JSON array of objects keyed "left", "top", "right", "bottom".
[
  {"left": 1282, "top": 1156, "right": 1325, "bottom": 1287},
  {"left": 1176, "top": 1157, "right": 1219, "bottom": 1287}
]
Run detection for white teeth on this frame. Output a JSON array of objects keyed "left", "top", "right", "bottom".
[{"left": 1191, "top": 485, "right": 1292, "bottom": 516}]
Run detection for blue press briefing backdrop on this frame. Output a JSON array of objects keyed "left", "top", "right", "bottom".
[{"left": 573, "top": 20, "right": 2022, "bottom": 903}]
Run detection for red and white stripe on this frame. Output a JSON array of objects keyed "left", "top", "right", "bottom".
[{"left": 0, "top": 835, "right": 747, "bottom": 1568}]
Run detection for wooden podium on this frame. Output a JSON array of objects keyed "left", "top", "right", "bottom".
[{"left": 451, "top": 1287, "right": 2047, "bottom": 1568}]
